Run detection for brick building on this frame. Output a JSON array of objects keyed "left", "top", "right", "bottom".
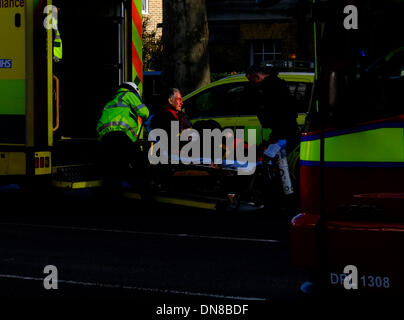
[
  {"left": 142, "top": 0, "right": 163, "bottom": 37},
  {"left": 206, "top": 0, "right": 314, "bottom": 73},
  {"left": 142, "top": 0, "right": 314, "bottom": 73}
]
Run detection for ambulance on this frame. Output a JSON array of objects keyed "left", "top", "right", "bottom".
[{"left": 0, "top": 0, "right": 144, "bottom": 189}]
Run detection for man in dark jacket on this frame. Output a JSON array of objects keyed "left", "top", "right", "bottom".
[{"left": 246, "top": 65, "right": 298, "bottom": 151}]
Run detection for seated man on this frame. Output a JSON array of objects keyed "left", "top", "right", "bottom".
[
  {"left": 150, "top": 88, "right": 192, "bottom": 159},
  {"left": 151, "top": 88, "right": 191, "bottom": 134}
]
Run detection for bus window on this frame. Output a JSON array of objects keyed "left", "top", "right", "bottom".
[{"left": 312, "top": 1, "right": 404, "bottom": 128}]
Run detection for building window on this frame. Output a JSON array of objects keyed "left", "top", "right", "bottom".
[
  {"left": 142, "top": 0, "right": 148, "bottom": 14},
  {"left": 250, "top": 40, "right": 282, "bottom": 66}
]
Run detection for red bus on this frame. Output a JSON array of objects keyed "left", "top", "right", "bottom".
[{"left": 291, "top": 0, "right": 404, "bottom": 295}]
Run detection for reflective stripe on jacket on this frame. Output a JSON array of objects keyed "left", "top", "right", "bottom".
[
  {"left": 96, "top": 89, "right": 150, "bottom": 143},
  {"left": 53, "top": 27, "right": 63, "bottom": 62}
]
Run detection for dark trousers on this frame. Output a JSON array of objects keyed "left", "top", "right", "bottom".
[{"left": 101, "top": 132, "right": 149, "bottom": 198}]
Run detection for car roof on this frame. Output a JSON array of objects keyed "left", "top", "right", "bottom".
[{"left": 184, "top": 72, "right": 314, "bottom": 100}]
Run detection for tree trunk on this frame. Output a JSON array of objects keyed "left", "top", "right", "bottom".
[{"left": 162, "top": 0, "right": 211, "bottom": 95}]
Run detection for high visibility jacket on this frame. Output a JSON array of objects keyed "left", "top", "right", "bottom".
[
  {"left": 97, "top": 88, "right": 150, "bottom": 143},
  {"left": 53, "top": 18, "right": 63, "bottom": 62}
]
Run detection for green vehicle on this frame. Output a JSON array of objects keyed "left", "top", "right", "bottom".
[{"left": 183, "top": 72, "right": 315, "bottom": 146}]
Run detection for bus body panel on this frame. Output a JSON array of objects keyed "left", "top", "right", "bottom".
[
  {"left": 292, "top": 213, "right": 404, "bottom": 293},
  {"left": 292, "top": 114, "right": 404, "bottom": 293},
  {"left": 299, "top": 115, "right": 404, "bottom": 218}
]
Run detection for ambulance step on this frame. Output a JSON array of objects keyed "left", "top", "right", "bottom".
[{"left": 52, "top": 164, "right": 103, "bottom": 189}]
